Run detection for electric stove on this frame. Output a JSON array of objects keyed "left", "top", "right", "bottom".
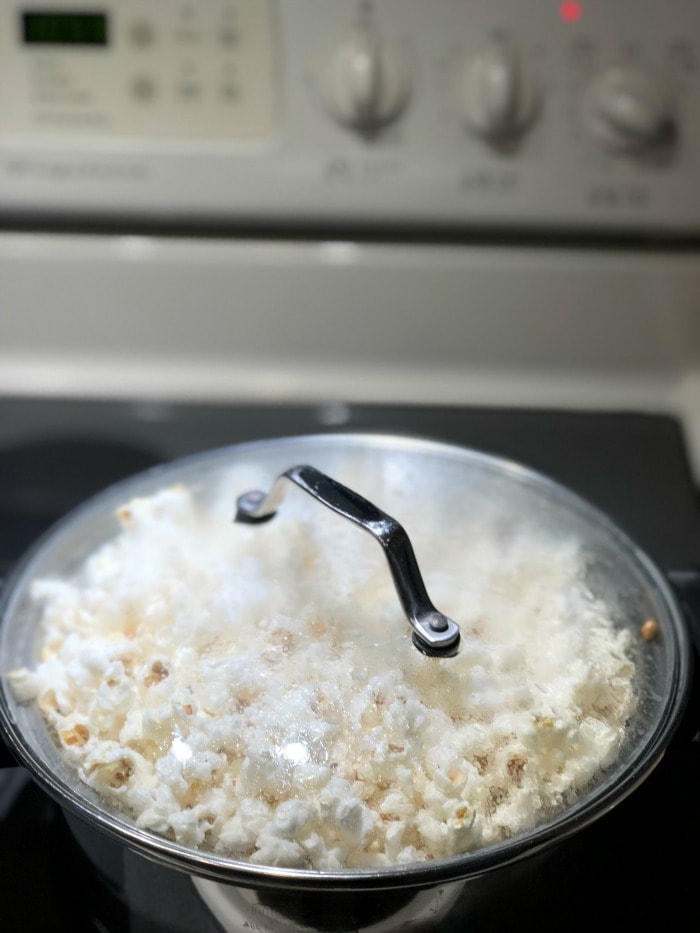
[{"left": 1, "top": 397, "right": 698, "bottom": 932}]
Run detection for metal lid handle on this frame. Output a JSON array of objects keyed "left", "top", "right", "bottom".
[{"left": 234, "top": 464, "right": 461, "bottom": 657}]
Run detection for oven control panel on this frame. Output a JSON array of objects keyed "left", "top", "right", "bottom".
[
  {"left": 0, "top": 0, "right": 699, "bottom": 233},
  {"left": 0, "top": 2, "right": 276, "bottom": 140}
]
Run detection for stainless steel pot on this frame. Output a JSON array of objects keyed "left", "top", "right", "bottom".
[{"left": 0, "top": 433, "right": 694, "bottom": 932}]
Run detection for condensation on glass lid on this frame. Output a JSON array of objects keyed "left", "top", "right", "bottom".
[{"left": 6, "top": 465, "right": 639, "bottom": 871}]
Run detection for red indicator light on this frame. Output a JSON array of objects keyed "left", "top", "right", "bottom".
[{"left": 560, "top": 1, "right": 582, "bottom": 22}]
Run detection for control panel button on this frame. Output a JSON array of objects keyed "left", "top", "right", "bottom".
[
  {"left": 461, "top": 37, "right": 540, "bottom": 145},
  {"left": 129, "top": 19, "right": 156, "bottom": 48},
  {"left": 324, "top": 29, "right": 411, "bottom": 135},
  {"left": 131, "top": 74, "right": 156, "bottom": 101},
  {"left": 583, "top": 66, "right": 675, "bottom": 155}
]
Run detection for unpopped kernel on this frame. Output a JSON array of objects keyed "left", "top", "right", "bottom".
[{"left": 8, "top": 477, "right": 636, "bottom": 869}]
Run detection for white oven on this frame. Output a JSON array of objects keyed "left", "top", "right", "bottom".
[
  {"left": 1, "top": 0, "right": 700, "bottom": 472},
  {"left": 2, "top": 6, "right": 700, "bottom": 930}
]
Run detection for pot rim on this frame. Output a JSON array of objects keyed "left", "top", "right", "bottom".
[{"left": 0, "top": 431, "right": 693, "bottom": 891}]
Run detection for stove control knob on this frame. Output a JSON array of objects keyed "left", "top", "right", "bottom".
[
  {"left": 324, "top": 29, "right": 410, "bottom": 135},
  {"left": 583, "top": 67, "right": 675, "bottom": 155},
  {"left": 461, "top": 38, "right": 539, "bottom": 144}
]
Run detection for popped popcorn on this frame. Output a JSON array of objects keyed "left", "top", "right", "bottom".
[{"left": 8, "top": 471, "right": 637, "bottom": 870}]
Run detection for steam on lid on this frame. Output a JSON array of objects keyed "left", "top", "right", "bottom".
[{"left": 8, "top": 470, "right": 637, "bottom": 870}]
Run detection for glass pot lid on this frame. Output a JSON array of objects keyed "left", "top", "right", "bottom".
[{"left": 0, "top": 434, "right": 692, "bottom": 889}]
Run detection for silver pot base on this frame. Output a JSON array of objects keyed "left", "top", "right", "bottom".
[{"left": 193, "top": 876, "right": 465, "bottom": 933}]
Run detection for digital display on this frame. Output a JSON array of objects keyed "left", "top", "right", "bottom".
[{"left": 22, "top": 11, "right": 108, "bottom": 46}]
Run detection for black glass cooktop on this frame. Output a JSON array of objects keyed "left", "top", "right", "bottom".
[{"left": 0, "top": 397, "right": 698, "bottom": 932}]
